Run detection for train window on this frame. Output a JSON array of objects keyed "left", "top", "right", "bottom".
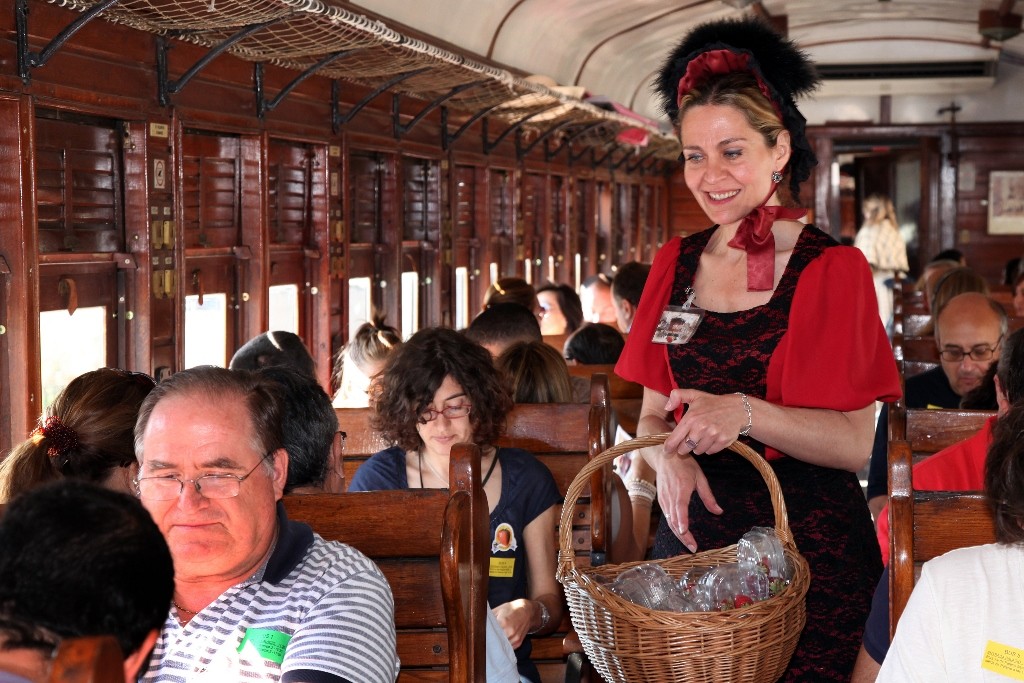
[
  {"left": 401, "top": 271, "right": 419, "bottom": 338},
  {"left": 184, "top": 293, "right": 227, "bottom": 368},
  {"left": 454, "top": 266, "right": 469, "bottom": 330},
  {"left": 39, "top": 306, "right": 106, "bottom": 407},
  {"left": 348, "top": 277, "right": 372, "bottom": 339},
  {"left": 268, "top": 283, "right": 299, "bottom": 333}
]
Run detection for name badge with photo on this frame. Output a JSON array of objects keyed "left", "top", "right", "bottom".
[{"left": 652, "top": 305, "right": 704, "bottom": 345}]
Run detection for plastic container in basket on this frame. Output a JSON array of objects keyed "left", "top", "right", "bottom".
[{"left": 556, "top": 434, "right": 810, "bottom": 683}]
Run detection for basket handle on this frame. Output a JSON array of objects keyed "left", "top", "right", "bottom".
[{"left": 557, "top": 434, "right": 794, "bottom": 579}]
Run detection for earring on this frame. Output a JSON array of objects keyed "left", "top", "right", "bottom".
[{"left": 771, "top": 170, "right": 783, "bottom": 184}]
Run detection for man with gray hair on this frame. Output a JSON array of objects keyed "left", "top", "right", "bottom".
[{"left": 133, "top": 366, "right": 398, "bottom": 682}]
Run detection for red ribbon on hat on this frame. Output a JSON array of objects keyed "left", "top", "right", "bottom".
[
  {"left": 676, "top": 49, "right": 782, "bottom": 121},
  {"left": 727, "top": 184, "right": 807, "bottom": 291}
]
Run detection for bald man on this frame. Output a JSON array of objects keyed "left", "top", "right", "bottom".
[{"left": 865, "top": 292, "right": 1007, "bottom": 520}]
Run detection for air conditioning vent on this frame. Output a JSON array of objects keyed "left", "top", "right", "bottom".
[
  {"left": 818, "top": 61, "right": 994, "bottom": 80},
  {"left": 815, "top": 61, "right": 996, "bottom": 96}
]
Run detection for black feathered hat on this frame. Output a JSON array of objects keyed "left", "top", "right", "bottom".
[{"left": 656, "top": 16, "right": 820, "bottom": 201}]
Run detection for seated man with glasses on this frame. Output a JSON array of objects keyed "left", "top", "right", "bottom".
[
  {"left": 852, "top": 324, "right": 1024, "bottom": 682},
  {"left": 865, "top": 291, "right": 1006, "bottom": 522},
  {"left": 133, "top": 366, "right": 398, "bottom": 683}
]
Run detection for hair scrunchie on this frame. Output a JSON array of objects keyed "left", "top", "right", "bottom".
[{"left": 31, "top": 416, "right": 79, "bottom": 459}]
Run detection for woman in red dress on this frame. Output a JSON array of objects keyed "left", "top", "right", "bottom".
[{"left": 616, "top": 17, "right": 900, "bottom": 681}]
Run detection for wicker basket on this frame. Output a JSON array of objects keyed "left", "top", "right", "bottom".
[{"left": 556, "top": 434, "right": 810, "bottom": 683}]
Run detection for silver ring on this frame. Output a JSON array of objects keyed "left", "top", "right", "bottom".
[{"left": 684, "top": 438, "right": 698, "bottom": 450}]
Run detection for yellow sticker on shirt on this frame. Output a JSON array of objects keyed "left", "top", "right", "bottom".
[
  {"left": 489, "top": 557, "right": 515, "bottom": 578},
  {"left": 981, "top": 641, "right": 1024, "bottom": 680}
]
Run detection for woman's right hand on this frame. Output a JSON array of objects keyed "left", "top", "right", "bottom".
[{"left": 653, "top": 449, "right": 722, "bottom": 553}]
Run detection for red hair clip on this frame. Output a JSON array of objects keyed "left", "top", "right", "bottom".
[{"left": 31, "top": 415, "right": 79, "bottom": 458}]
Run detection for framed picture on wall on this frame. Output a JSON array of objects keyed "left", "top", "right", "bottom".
[{"left": 988, "top": 170, "right": 1024, "bottom": 234}]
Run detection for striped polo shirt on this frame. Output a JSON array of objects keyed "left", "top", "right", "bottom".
[{"left": 141, "top": 503, "right": 399, "bottom": 683}]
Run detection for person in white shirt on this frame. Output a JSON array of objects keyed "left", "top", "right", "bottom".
[{"left": 877, "top": 400, "right": 1024, "bottom": 682}]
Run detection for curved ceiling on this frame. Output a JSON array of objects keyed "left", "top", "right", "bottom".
[{"left": 348, "top": 0, "right": 1024, "bottom": 123}]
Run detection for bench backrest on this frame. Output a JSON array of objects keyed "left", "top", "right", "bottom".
[
  {"left": 47, "top": 636, "right": 124, "bottom": 683},
  {"left": 565, "top": 363, "right": 643, "bottom": 436},
  {"left": 888, "top": 407, "right": 996, "bottom": 463},
  {"left": 887, "top": 444, "right": 996, "bottom": 637},
  {"left": 283, "top": 443, "right": 489, "bottom": 682}
]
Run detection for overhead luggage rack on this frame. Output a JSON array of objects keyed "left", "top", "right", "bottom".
[{"left": 40, "top": 0, "right": 679, "bottom": 163}]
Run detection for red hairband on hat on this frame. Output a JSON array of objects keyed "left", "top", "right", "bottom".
[
  {"left": 31, "top": 415, "right": 79, "bottom": 459},
  {"left": 675, "top": 48, "right": 782, "bottom": 122}
]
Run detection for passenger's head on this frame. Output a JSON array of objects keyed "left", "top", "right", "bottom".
[
  {"left": 0, "top": 368, "right": 156, "bottom": 502},
  {"left": 0, "top": 480, "right": 173, "bottom": 681},
  {"left": 580, "top": 274, "right": 617, "bottom": 325},
  {"left": 134, "top": 366, "right": 287, "bottom": 586},
  {"left": 611, "top": 261, "right": 651, "bottom": 333},
  {"left": 464, "top": 302, "right": 542, "bottom": 357},
  {"left": 563, "top": 323, "right": 625, "bottom": 365},
  {"left": 373, "top": 327, "right": 512, "bottom": 453},
  {"left": 984, "top": 403, "right": 1024, "bottom": 544},
  {"left": 333, "top": 315, "right": 401, "bottom": 408},
  {"left": 931, "top": 267, "right": 989, "bottom": 319},
  {"left": 657, "top": 17, "right": 819, "bottom": 203},
  {"left": 258, "top": 366, "right": 342, "bottom": 494},
  {"left": 482, "top": 277, "right": 537, "bottom": 312},
  {"left": 536, "top": 283, "right": 584, "bottom": 336},
  {"left": 932, "top": 248, "right": 965, "bottom": 266},
  {"left": 862, "top": 194, "right": 897, "bottom": 226},
  {"left": 495, "top": 341, "right": 575, "bottom": 404},
  {"left": 229, "top": 331, "right": 316, "bottom": 379},
  {"left": 935, "top": 293, "right": 1007, "bottom": 397},
  {"left": 1013, "top": 272, "right": 1024, "bottom": 317},
  {"left": 917, "top": 258, "right": 960, "bottom": 311},
  {"left": 995, "top": 327, "right": 1024, "bottom": 413}
]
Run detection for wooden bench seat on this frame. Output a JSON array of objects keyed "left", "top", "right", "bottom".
[
  {"left": 887, "top": 401, "right": 997, "bottom": 637},
  {"left": 283, "top": 443, "right": 489, "bottom": 682}
]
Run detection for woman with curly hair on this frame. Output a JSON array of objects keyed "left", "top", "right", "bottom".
[
  {"left": 0, "top": 368, "right": 156, "bottom": 502},
  {"left": 348, "top": 327, "right": 562, "bottom": 683}
]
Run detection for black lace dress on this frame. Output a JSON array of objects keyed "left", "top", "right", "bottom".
[{"left": 618, "top": 224, "right": 900, "bottom": 682}]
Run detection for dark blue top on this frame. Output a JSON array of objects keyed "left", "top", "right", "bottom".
[
  {"left": 348, "top": 446, "right": 560, "bottom": 683},
  {"left": 866, "top": 365, "right": 962, "bottom": 500}
]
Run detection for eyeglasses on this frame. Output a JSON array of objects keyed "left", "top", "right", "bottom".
[
  {"left": 417, "top": 404, "right": 472, "bottom": 424},
  {"left": 939, "top": 337, "right": 1002, "bottom": 363},
  {"left": 134, "top": 451, "right": 274, "bottom": 500}
]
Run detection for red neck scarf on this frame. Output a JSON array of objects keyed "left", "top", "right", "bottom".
[{"left": 726, "top": 185, "right": 807, "bottom": 291}]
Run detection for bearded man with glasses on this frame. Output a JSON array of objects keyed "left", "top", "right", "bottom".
[{"left": 133, "top": 366, "right": 398, "bottom": 683}]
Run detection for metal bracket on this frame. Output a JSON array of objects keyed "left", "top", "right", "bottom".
[
  {"left": 609, "top": 149, "right": 634, "bottom": 171},
  {"left": 392, "top": 80, "right": 487, "bottom": 139},
  {"left": 569, "top": 145, "right": 595, "bottom": 166},
  {"left": 331, "top": 68, "right": 430, "bottom": 133},
  {"left": 256, "top": 50, "right": 360, "bottom": 119},
  {"left": 481, "top": 105, "right": 563, "bottom": 155},
  {"left": 515, "top": 119, "right": 575, "bottom": 160},
  {"left": 545, "top": 122, "right": 603, "bottom": 162},
  {"left": 16, "top": 0, "right": 119, "bottom": 84},
  {"left": 440, "top": 101, "right": 505, "bottom": 150},
  {"left": 625, "top": 148, "right": 659, "bottom": 174},
  {"left": 157, "top": 20, "right": 277, "bottom": 106},
  {"left": 592, "top": 146, "right": 618, "bottom": 167}
]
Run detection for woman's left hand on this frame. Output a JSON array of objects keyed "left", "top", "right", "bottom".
[
  {"left": 663, "top": 389, "right": 748, "bottom": 456},
  {"left": 492, "top": 598, "right": 534, "bottom": 649}
]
